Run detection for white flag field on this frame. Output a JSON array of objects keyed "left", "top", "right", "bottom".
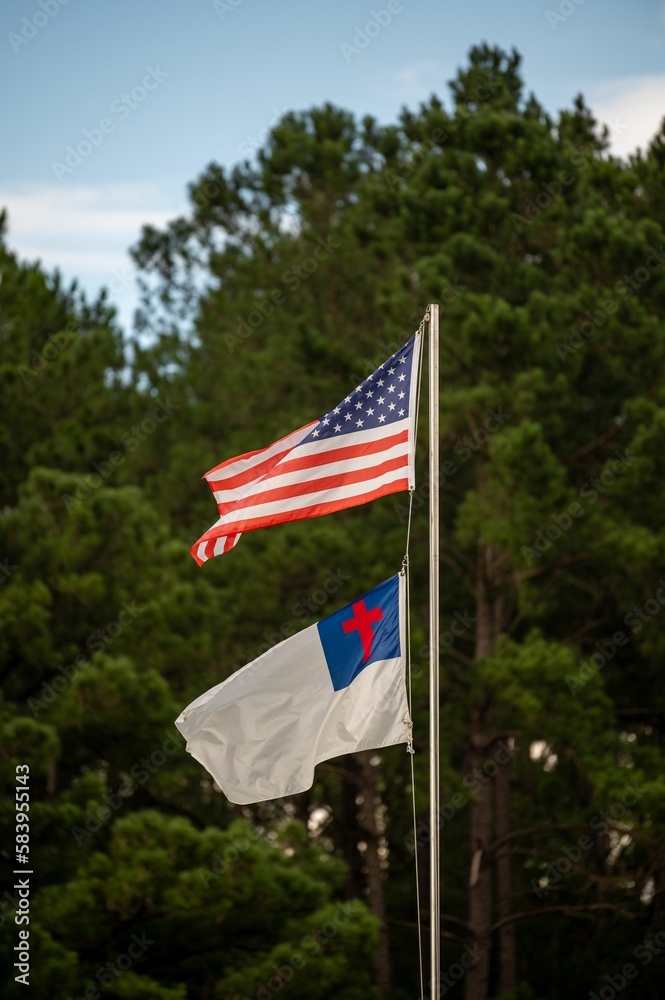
[{"left": 175, "top": 574, "right": 410, "bottom": 804}]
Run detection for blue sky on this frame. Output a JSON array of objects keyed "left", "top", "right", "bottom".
[{"left": 2, "top": 0, "right": 664, "bottom": 333}]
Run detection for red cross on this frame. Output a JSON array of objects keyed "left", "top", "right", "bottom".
[{"left": 342, "top": 600, "right": 383, "bottom": 662}]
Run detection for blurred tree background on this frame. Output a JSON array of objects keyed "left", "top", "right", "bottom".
[{"left": 1, "top": 44, "right": 665, "bottom": 1000}]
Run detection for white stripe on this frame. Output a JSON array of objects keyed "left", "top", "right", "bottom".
[
  {"left": 211, "top": 437, "right": 409, "bottom": 505},
  {"left": 405, "top": 333, "right": 421, "bottom": 489},
  {"left": 293, "top": 418, "right": 409, "bottom": 458},
  {"left": 210, "top": 465, "right": 410, "bottom": 529},
  {"left": 204, "top": 423, "right": 313, "bottom": 485},
  {"left": 196, "top": 534, "right": 239, "bottom": 562},
  {"left": 207, "top": 420, "right": 408, "bottom": 494}
]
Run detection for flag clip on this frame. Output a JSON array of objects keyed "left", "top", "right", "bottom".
[{"left": 404, "top": 716, "right": 415, "bottom": 754}]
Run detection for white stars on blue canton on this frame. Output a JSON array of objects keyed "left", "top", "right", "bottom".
[{"left": 306, "top": 335, "right": 417, "bottom": 442}]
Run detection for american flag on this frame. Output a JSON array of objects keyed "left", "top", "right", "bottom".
[{"left": 191, "top": 333, "right": 422, "bottom": 565}]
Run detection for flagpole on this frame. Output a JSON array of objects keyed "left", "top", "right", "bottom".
[{"left": 428, "top": 302, "right": 440, "bottom": 998}]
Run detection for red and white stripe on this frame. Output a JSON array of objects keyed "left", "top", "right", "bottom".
[
  {"left": 191, "top": 341, "right": 420, "bottom": 565},
  {"left": 192, "top": 531, "right": 241, "bottom": 566}
]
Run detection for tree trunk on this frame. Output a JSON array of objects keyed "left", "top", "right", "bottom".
[
  {"left": 291, "top": 788, "right": 311, "bottom": 828},
  {"left": 334, "top": 759, "right": 365, "bottom": 900},
  {"left": 495, "top": 755, "right": 516, "bottom": 993},
  {"left": 357, "top": 750, "right": 392, "bottom": 997},
  {"left": 465, "top": 543, "right": 499, "bottom": 1000},
  {"left": 465, "top": 712, "right": 493, "bottom": 1000}
]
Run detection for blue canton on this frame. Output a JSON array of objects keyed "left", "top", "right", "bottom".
[
  {"left": 317, "top": 575, "right": 401, "bottom": 691},
  {"left": 304, "top": 335, "right": 417, "bottom": 443}
]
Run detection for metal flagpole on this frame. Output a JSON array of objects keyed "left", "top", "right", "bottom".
[{"left": 428, "top": 303, "right": 440, "bottom": 998}]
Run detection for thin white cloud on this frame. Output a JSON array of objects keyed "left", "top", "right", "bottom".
[
  {"left": 588, "top": 74, "right": 665, "bottom": 158},
  {"left": 0, "top": 182, "right": 177, "bottom": 258},
  {"left": 383, "top": 60, "right": 442, "bottom": 102},
  {"left": 0, "top": 182, "right": 184, "bottom": 330},
  {"left": 386, "top": 64, "right": 665, "bottom": 161}
]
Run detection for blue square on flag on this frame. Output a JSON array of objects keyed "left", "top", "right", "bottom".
[{"left": 317, "top": 575, "right": 401, "bottom": 691}]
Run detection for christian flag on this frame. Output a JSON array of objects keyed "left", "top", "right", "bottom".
[
  {"left": 175, "top": 575, "right": 410, "bottom": 804},
  {"left": 191, "top": 333, "right": 421, "bottom": 565}
]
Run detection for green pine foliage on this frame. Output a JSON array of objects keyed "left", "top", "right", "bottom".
[{"left": 2, "top": 44, "right": 665, "bottom": 1000}]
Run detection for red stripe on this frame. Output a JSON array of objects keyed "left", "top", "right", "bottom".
[
  {"left": 203, "top": 421, "right": 315, "bottom": 481},
  {"left": 223, "top": 534, "right": 238, "bottom": 553},
  {"left": 227, "top": 454, "right": 408, "bottom": 509},
  {"left": 203, "top": 445, "right": 270, "bottom": 486},
  {"left": 210, "top": 433, "right": 408, "bottom": 515},
  {"left": 207, "top": 426, "right": 406, "bottom": 492},
  {"left": 189, "top": 531, "right": 241, "bottom": 564},
  {"left": 207, "top": 443, "right": 297, "bottom": 492},
  {"left": 275, "top": 429, "right": 408, "bottom": 476},
  {"left": 197, "top": 477, "right": 410, "bottom": 543}
]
